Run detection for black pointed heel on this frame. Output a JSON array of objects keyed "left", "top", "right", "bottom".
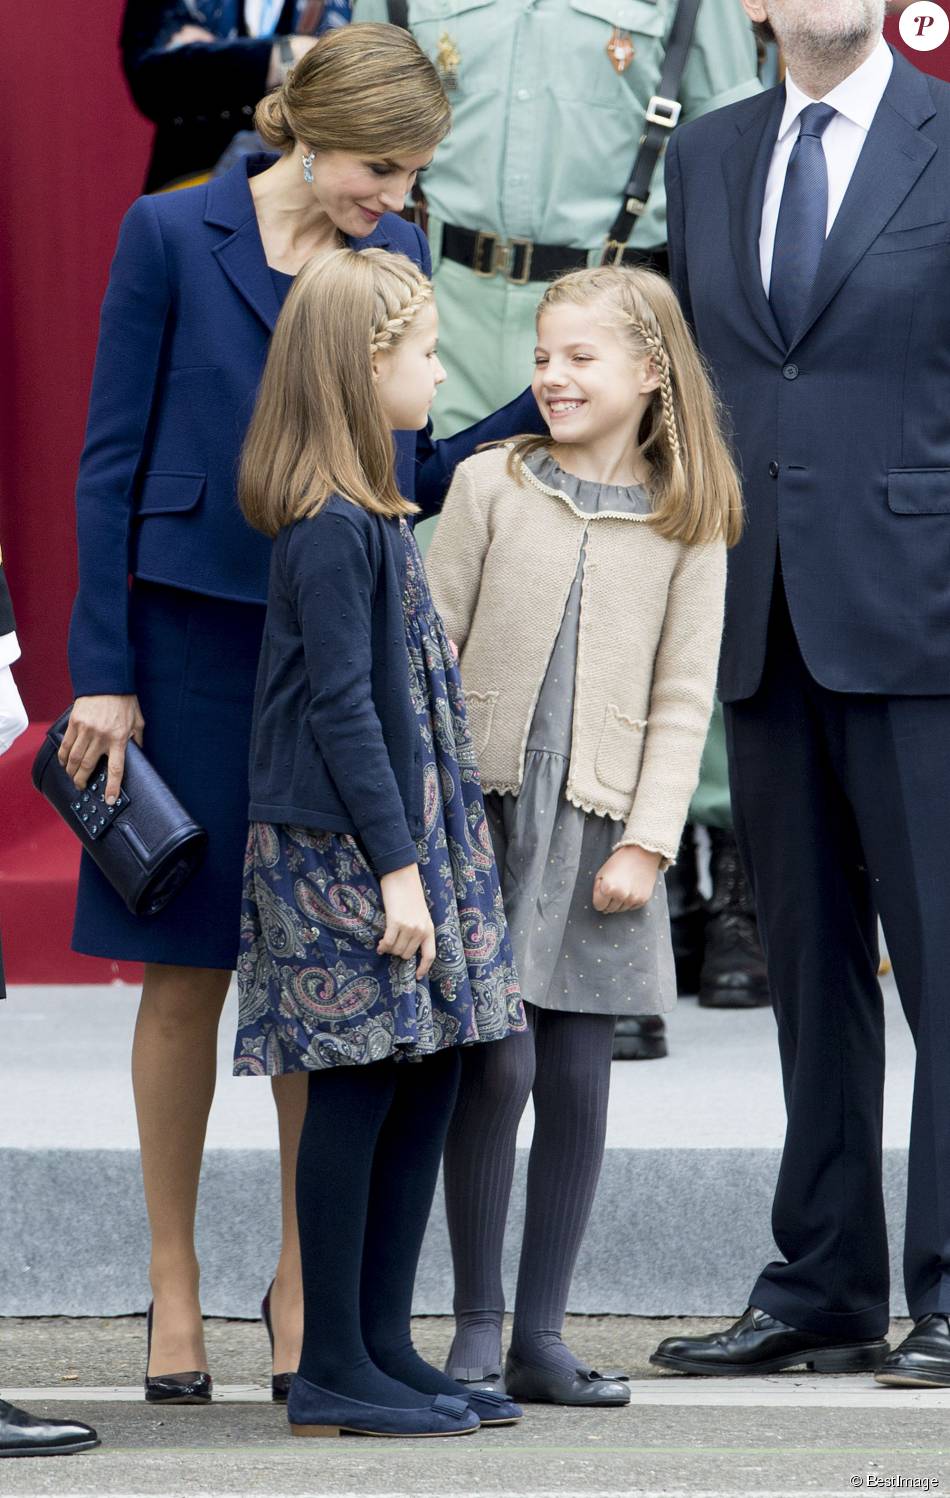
[
  {"left": 261, "top": 1280, "right": 296, "bottom": 1403},
  {"left": 144, "top": 1302, "right": 213, "bottom": 1404}
]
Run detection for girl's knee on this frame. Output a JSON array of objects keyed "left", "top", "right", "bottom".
[{"left": 460, "top": 1030, "right": 534, "bottom": 1111}]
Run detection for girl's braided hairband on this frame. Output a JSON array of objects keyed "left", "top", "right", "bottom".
[
  {"left": 370, "top": 281, "right": 434, "bottom": 356},
  {"left": 629, "top": 317, "right": 683, "bottom": 467}
]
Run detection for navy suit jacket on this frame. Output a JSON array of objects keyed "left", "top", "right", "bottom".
[
  {"left": 666, "top": 50, "right": 950, "bottom": 701},
  {"left": 68, "top": 154, "right": 540, "bottom": 699}
]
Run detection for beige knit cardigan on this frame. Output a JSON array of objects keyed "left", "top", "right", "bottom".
[{"left": 425, "top": 447, "right": 727, "bottom": 866}]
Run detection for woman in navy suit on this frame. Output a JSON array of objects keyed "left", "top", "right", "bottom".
[{"left": 61, "top": 22, "right": 537, "bottom": 1400}]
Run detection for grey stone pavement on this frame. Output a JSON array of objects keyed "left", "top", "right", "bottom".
[
  {"left": 2, "top": 965, "right": 935, "bottom": 1494},
  {"left": 3, "top": 1313, "right": 949, "bottom": 1498}
]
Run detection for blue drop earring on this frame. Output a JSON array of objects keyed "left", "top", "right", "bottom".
[{"left": 302, "top": 151, "right": 315, "bottom": 185}]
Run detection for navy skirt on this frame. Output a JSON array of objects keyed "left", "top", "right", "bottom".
[{"left": 72, "top": 581, "right": 266, "bottom": 970}]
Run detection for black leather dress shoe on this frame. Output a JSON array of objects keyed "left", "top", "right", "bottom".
[
  {"left": 650, "top": 1307, "right": 889, "bottom": 1376},
  {"left": 504, "top": 1352, "right": 630, "bottom": 1406},
  {"left": 876, "top": 1314, "right": 950, "bottom": 1388},
  {"left": 0, "top": 1400, "right": 99, "bottom": 1458}
]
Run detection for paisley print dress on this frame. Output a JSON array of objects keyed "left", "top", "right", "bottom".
[{"left": 234, "top": 522, "right": 524, "bottom": 1074}]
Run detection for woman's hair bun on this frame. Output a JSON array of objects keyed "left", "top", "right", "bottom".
[{"left": 255, "top": 89, "right": 295, "bottom": 150}]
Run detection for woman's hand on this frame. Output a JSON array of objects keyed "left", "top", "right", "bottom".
[
  {"left": 58, "top": 694, "right": 145, "bottom": 804},
  {"left": 377, "top": 863, "right": 436, "bottom": 977},
  {"left": 593, "top": 845, "right": 662, "bottom": 914}
]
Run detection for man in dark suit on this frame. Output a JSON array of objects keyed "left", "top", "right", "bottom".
[
  {"left": 650, "top": 0, "right": 950, "bottom": 1388},
  {"left": 0, "top": 557, "right": 99, "bottom": 1457}
]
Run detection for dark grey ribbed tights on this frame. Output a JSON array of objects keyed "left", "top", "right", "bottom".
[{"left": 443, "top": 1004, "right": 616, "bottom": 1377}]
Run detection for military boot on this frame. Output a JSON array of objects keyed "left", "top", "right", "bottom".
[{"left": 698, "top": 827, "right": 769, "bottom": 1008}]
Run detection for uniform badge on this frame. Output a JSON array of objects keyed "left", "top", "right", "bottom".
[
  {"left": 436, "top": 31, "right": 461, "bottom": 91},
  {"left": 606, "top": 26, "right": 635, "bottom": 74}
]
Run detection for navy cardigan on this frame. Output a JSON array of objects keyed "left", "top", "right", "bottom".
[{"left": 248, "top": 498, "right": 422, "bottom": 876}]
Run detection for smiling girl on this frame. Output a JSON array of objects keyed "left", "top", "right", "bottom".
[{"left": 426, "top": 264, "right": 743, "bottom": 1406}]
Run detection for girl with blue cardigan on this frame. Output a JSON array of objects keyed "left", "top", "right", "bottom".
[{"left": 234, "top": 246, "right": 525, "bottom": 1438}]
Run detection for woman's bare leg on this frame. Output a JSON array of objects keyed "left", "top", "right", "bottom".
[
  {"left": 132, "top": 962, "right": 230, "bottom": 1375},
  {"left": 267, "top": 1072, "right": 308, "bottom": 1375}
]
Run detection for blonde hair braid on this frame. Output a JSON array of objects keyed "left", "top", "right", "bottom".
[
  {"left": 624, "top": 310, "right": 682, "bottom": 470},
  {"left": 370, "top": 279, "right": 434, "bottom": 356}
]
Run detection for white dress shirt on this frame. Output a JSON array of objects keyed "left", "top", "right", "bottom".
[
  {"left": 242, "top": 0, "right": 287, "bottom": 37},
  {"left": 759, "top": 38, "right": 894, "bottom": 294}
]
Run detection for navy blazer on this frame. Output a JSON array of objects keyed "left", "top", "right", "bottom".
[
  {"left": 666, "top": 51, "right": 950, "bottom": 701},
  {"left": 68, "top": 153, "right": 541, "bottom": 700},
  {"left": 249, "top": 500, "right": 422, "bottom": 875}
]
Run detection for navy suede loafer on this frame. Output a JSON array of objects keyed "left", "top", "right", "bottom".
[
  {"left": 462, "top": 1388, "right": 523, "bottom": 1425},
  {"left": 287, "top": 1376, "right": 479, "bottom": 1438}
]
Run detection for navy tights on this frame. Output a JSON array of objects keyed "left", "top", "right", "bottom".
[{"left": 295, "top": 1047, "right": 467, "bottom": 1406}]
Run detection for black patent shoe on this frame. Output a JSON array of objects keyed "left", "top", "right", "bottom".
[
  {"left": 261, "top": 1280, "right": 295, "bottom": 1403},
  {"left": 612, "top": 1015, "right": 668, "bottom": 1061},
  {"left": 650, "top": 1306, "right": 889, "bottom": 1377},
  {"left": 876, "top": 1314, "right": 950, "bottom": 1388},
  {"left": 0, "top": 1400, "right": 99, "bottom": 1458},
  {"left": 504, "top": 1351, "right": 630, "bottom": 1406},
  {"left": 144, "top": 1303, "right": 213, "bottom": 1404}
]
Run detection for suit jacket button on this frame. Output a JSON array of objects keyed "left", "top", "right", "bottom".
[
  {"left": 783, "top": 363, "right": 799, "bottom": 380},
  {"left": 768, "top": 461, "right": 779, "bottom": 478}
]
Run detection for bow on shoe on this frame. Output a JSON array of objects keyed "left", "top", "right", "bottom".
[{"left": 431, "top": 1393, "right": 473, "bottom": 1420}]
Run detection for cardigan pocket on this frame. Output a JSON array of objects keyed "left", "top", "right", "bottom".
[
  {"left": 463, "top": 690, "right": 498, "bottom": 758},
  {"left": 595, "top": 704, "right": 647, "bottom": 796}
]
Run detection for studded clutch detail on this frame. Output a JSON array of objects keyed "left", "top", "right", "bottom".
[{"left": 32, "top": 710, "right": 209, "bottom": 917}]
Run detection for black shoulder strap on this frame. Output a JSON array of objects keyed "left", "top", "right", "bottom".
[
  {"left": 386, "top": 0, "right": 410, "bottom": 26},
  {"left": 603, "top": 0, "right": 703, "bottom": 263}
]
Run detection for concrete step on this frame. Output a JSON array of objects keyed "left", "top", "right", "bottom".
[{"left": 0, "top": 978, "right": 915, "bottom": 1317}]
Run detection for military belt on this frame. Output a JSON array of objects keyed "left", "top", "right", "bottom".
[{"left": 440, "top": 224, "right": 666, "bottom": 285}]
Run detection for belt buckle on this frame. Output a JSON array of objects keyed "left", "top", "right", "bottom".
[
  {"left": 602, "top": 238, "right": 629, "bottom": 267},
  {"left": 472, "top": 231, "right": 534, "bottom": 282},
  {"left": 473, "top": 230, "right": 505, "bottom": 277},
  {"left": 645, "top": 94, "right": 682, "bottom": 129},
  {"left": 507, "top": 237, "right": 534, "bottom": 285}
]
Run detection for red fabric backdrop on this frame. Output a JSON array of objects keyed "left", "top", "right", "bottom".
[
  {"left": 0, "top": 2, "right": 153, "bottom": 718},
  {"left": 885, "top": 12, "right": 950, "bottom": 80}
]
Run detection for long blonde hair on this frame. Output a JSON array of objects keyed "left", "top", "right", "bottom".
[
  {"left": 509, "top": 266, "right": 743, "bottom": 547},
  {"left": 239, "top": 249, "right": 433, "bottom": 536},
  {"left": 255, "top": 23, "right": 451, "bottom": 159}
]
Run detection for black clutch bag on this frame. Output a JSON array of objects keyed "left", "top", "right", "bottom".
[{"left": 32, "top": 710, "right": 209, "bottom": 917}]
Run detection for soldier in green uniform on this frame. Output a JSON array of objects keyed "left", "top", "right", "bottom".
[{"left": 352, "top": 0, "right": 768, "bottom": 1050}]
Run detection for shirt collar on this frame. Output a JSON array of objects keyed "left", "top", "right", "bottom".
[{"left": 778, "top": 36, "right": 894, "bottom": 142}]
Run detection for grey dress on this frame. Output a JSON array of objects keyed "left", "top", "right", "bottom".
[{"left": 484, "top": 452, "right": 677, "bottom": 1017}]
